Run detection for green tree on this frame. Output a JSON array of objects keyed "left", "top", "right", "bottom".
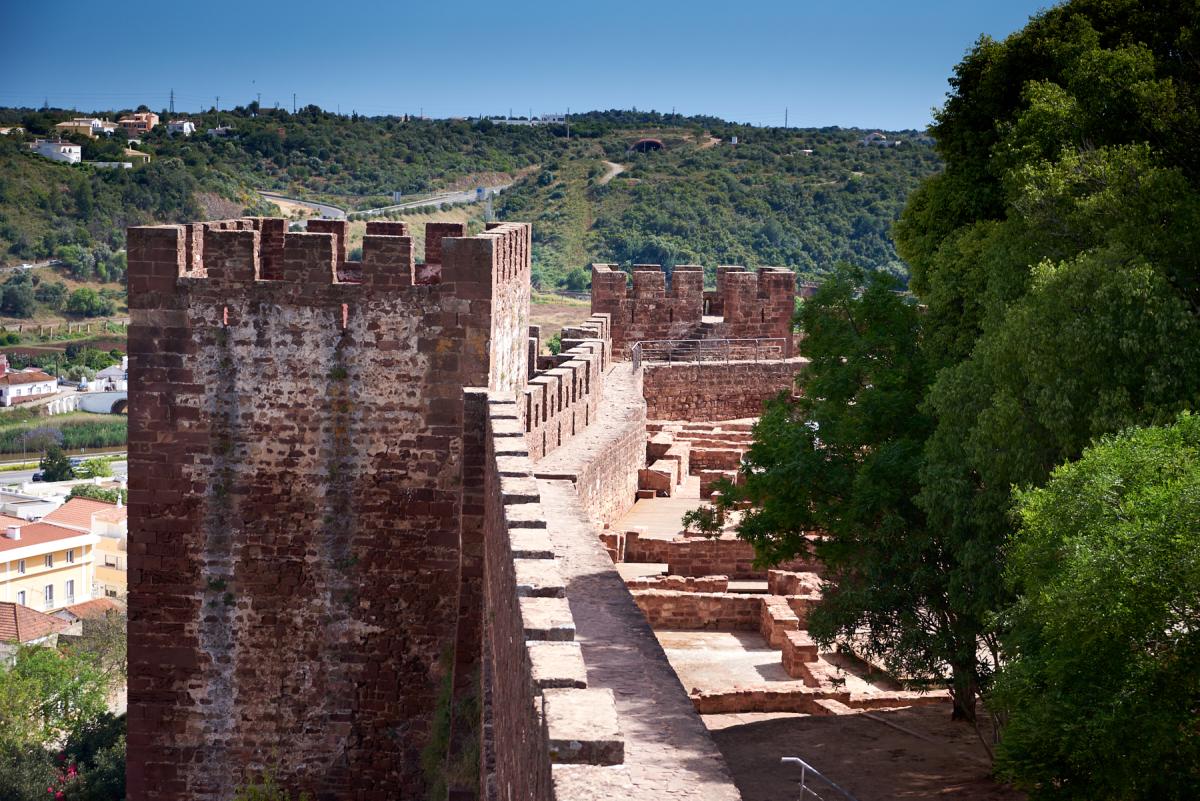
[
  {"left": 888, "top": 0, "right": 1200, "bottom": 729},
  {"left": 55, "top": 245, "right": 95, "bottom": 281},
  {"left": 75, "top": 458, "right": 112, "bottom": 479},
  {"left": 38, "top": 445, "right": 74, "bottom": 481},
  {"left": 0, "top": 275, "right": 36, "bottom": 318},
  {"left": 34, "top": 281, "right": 68, "bottom": 310},
  {"left": 712, "top": 267, "right": 997, "bottom": 717},
  {"left": 994, "top": 414, "right": 1200, "bottom": 800},
  {"left": 0, "top": 646, "right": 108, "bottom": 752},
  {"left": 64, "top": 288, "right": 115, "bottom": 318}
]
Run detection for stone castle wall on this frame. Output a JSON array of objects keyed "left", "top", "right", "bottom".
[
  {"left": 127, "top": 217, "right": 530, "bottom": 801},
  {"left": 642, "top": 358, "right": 806, "bottom": 421},
  {"left": 591, "top": 263, "right": 796, "bottom": 358}
]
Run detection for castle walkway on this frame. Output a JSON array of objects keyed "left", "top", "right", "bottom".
[{"left": 533, "top": 364, "right": 742, "bottom": 800}]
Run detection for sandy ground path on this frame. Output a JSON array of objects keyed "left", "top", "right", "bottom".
[{"left": 598, "top": 161, "right": 626, "bottom": 185}]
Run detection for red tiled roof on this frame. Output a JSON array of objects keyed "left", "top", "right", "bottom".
[
  {"left": 0, "top": 521, "right": 85, "bottom": 553},
  {"left": 0, "top": 601, "right": 70, "bottom": 643},
  {"left": 0, "top": 369, "right": 54, "bottom": 386},
  {"left": 42, "top": 497, "right": 116, "bottom": 533},
  {"left": 63, "top": 598, "right": 119, "bottom": 620}
]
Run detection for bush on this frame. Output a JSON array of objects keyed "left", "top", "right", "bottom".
[
  {"left": 68, "top": 484, "right": 126, "bottom": 505},
  {"left": 65, "top": 288, "right": 116, "bottom": 318}
]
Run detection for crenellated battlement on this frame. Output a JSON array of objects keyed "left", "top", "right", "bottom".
[
  {"left": 591, "top": 262, "right": 796, "bottom": 357},
  {"left": 129, "top": 217, "right": 530, "bottom": 298}
]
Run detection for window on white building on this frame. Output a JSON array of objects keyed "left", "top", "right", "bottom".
[
  {"left": 44, "top": 584, "right": 53, "bottom": 609},
  {"left": 45, "top": 554, "right": 53, "bottom": 568},
  {"left": 17, "top": 559, "right": 24, "bottom": 574},
  {"left": 66, "top": 549, "right": 75, "bottom": 564},
  {"left": 16, "top": 590, "right": 24, "bottom": 605},
  {"left": 104, "top": 554, "right": 117, "bottom": 567},
  {"left": 65, "top": 579, "right": 74, "bottom": 604}
]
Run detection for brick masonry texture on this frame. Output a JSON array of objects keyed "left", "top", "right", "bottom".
[
  {"left": 521, "top": 315, "right": 611, "bottom": 461},
  {"left": 127, "top": 217, "right": 531, "bottom": 801},
  {"left": 623, "top": 531, "right": 820, "bottom": 579},
  {"left": 592, "top": 263, "right": 796, "bottom": 359},
  {"left": 532, "top": 358, "right": 646, "bottom": 528},
  {"left": 642, "top": 358, "right": 807, "bottom": 422}
]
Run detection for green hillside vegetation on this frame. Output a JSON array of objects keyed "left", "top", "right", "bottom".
[
  {"left": 499, "top": 125, "right": 940, "bottom": 287},
  {"left": 0, "top": 107, "right": 941, "bottom": 293}
]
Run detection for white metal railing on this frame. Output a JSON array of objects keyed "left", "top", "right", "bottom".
[
  {"left": 630, "top": 337, "right": 787, "bottom": 370},
  {"left": 781, "top": 757, "right": 862, "bottom": 801}
]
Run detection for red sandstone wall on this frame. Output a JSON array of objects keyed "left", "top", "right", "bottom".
[
  {"left": 477, "top": 395, "right": 555, "bottom": 801},
  {"left": 592, "top": 264, "right": 796, "bottom": 359},
  {"left": 570, "top": 404, "right": 646, "bottom": 526},
  {"left": 630, "top": 590, "right": 761, "bottom": 630},
  {"left": 623, "top": 532, "right": 819, "bottom": 579},
  {"left": 642, "top": 358, "right": 806, "bottom": 421},
  {"left": 590, "top": 264, "right": 704, "bottom": 357},
  {"left": 127, "top": 218, "right": 530, "bottom": 801}
]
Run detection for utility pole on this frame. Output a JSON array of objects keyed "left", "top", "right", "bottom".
[
  {"left": 169, "top": 88, "right": 175, "bottom": 115},
  {"left": 566, "top": 106, "right": 570, "bottom": 139},
  {"left": 293, "top": 93, "right": 297, "bottom": 113},
  {"left": 215, "top": 95, "right": 220, "bottom": 111},
  {"left": 784, "top": 106, "right": 788, "bottom": 129}
]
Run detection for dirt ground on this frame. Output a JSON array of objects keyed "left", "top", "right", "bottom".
[
  {"left": 529, "top": 297, "right": 591, "bottom": 349},
  {"left": 705, "top": 705, "right": 1023, "bottom": 801}
]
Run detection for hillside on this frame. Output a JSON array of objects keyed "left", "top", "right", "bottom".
[
  {"left": 497, "top": 124, "right": 940, "bottom": 287},
  {"left": 0, "top": 108, "right": 940, "bottom": 295}
]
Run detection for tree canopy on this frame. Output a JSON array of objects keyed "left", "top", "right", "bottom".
[{"left": 995, "top": 414, "right": 1200, "bottom": 800}]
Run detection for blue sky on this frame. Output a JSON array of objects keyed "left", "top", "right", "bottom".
[{"left": 0, "top": 0, "right": 1051, "bottom": 129}]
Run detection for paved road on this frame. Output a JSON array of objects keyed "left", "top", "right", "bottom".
[
  {"left": 354, "top": 183, "right": 511, "bottom": 217},
  {"left": 0, "top": 459, "right": 128, "bottom": 486},
  {"left": 258, "top": 192, "right": 347, "bottom": 220}
]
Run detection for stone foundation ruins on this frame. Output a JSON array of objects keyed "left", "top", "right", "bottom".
[{"left": 127, "top": 222, "right": 941, "bottom": 801}]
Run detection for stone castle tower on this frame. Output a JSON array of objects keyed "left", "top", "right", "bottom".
[{"left": 126, "top": 217, "right": 530, "bottom": 799}]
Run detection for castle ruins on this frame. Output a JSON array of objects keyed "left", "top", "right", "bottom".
[{"left": 127, "top": 217, "right": 940, "bottom": 801}]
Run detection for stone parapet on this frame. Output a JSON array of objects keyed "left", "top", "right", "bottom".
[{"left": 592, "top": 262, "right": 796, "bottom": 358}]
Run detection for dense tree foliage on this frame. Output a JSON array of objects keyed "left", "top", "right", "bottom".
[
  {"left": 888, "top": 0, "right": 1200, "bottom": 730},
  {"left": 720, "top": 0, "right": 1200, "bottom": 779},
  {"left": 499, "top": 126, "right": 939, "bottom": 287},
  {"left": 995, "top": 415, "right": 1200, "bottom": 799},
  {"left": 712, "top": 268, "right": 996, "bottom": 719},
  {"left": 0, "top": 136, "right": 205, "bottom": 261}
]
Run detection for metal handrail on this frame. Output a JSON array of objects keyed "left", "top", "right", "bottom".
[
  {"left": 630, "top": 337, "right": 788, "bottom": 370},
  {"left": 781, "top": 757, "right": 862, "bottom": 801}
]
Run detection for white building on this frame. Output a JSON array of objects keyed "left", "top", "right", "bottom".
[
  {"left": 168, "top": 120, "right": 196, "bottom": 136},
  {"left": 32, "top": 140, "right": 82, "bottom": 164},
  {"left": 207, "top": 125, "right": 235, "bottom": 137},
  {"left": 0, "top": 361, "right": 57, "bottom": 406}
]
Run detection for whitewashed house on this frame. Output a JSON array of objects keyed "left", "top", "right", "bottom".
[{"left": 32, "top": 140, "right": 82, "bottom": 164}]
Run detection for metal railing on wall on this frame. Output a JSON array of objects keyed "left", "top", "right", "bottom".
[
  {"left": 630, "top": 338, "right": 788, "bottom": 370},
  {"left": 780, "top": 757, "right": 862, "bottom": 801}
]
